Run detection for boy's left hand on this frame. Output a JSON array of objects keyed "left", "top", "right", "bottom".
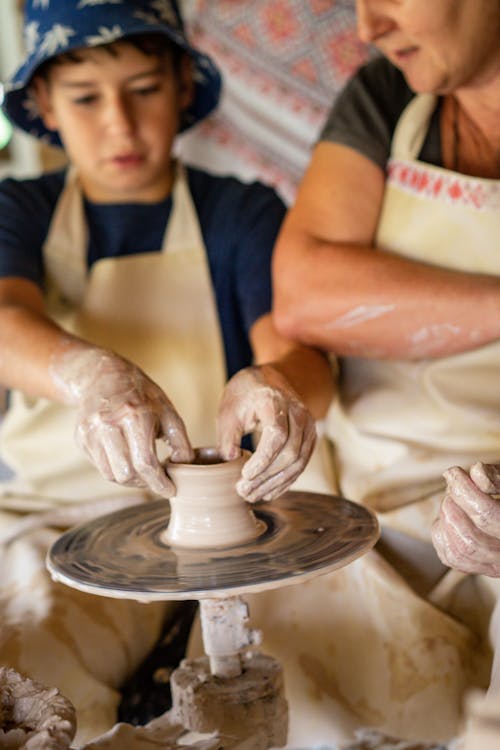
[
  {"left": 217, "top": 365, "right": 316, "bottom": 502},
  {"left": 431, "top": 462, "right": 500, "bottom": 576}
]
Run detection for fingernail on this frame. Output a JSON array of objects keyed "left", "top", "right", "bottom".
[
  {"left": 220, "top": 444, "right": 241, "bottom": 461},
  {"left": 171, "top": 447, "right": 194, "bottom": 463}
]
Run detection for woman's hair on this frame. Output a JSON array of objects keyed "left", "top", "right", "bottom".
[{"left": 35, "top": 32, "right": 184, "bottom": 82}]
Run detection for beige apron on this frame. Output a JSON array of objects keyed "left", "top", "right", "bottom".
[
  {"left": 0, "top": 163, "right": 227, "bottom": 745},
  {"left": 328, "top": 93, "right": 500, "bottom": 538},
  {"left": 0, "top": 163, "right": 226, "bottom": 507},
  {"left": 189, "top": 96, "right": 498, "bottom": 748}
]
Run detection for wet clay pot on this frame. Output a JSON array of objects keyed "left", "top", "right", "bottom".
[{"left": 162, "top": 447, "right": 264, "bottom": 549}]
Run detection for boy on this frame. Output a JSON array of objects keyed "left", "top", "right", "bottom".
[{"left": 0, "top": 0, "right": 333, "bottom": 743}]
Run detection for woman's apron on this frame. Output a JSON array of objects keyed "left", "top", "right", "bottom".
[
  {"left": 189, "top": 95, "right": 499, "bottom": 748},
  {"left": 329, "top": 92, "right": 500, "bottom": 538},
  {"left": 0, "top": 163, "right": 227, "bottom": 745}
]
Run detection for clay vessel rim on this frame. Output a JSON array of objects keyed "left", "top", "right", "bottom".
[{"left": 167, "top": 446, "right": 251, "bottom": 468}]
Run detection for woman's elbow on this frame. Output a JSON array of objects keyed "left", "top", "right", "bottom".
[{"left": 272, "top": 287, "right": 309, "bottom": 343}]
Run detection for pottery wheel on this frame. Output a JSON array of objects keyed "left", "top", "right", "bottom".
[{"left": 47, "top": 491, "right": 379, "bottom": 601}]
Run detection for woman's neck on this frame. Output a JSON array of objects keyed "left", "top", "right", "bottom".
[
  {"left": 440, "top": 64, "right": 500, "bottom": 179},
  {"left": 455, "top": 68, "right": 500, "bottom": 146}
]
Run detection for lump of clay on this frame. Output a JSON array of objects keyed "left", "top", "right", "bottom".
[{"left": 0, "top": 668, "right": 76, "bottom": 749}]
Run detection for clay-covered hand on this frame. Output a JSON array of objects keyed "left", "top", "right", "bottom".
[
  {"left": 51, "top": 347, "right": 194, "bottom": 496},
  {"left": 431, "top": 462, "right": 500, "bottom": 576},
  {"left": 217, "top": 365, "right": 316, "bottom": 502}
]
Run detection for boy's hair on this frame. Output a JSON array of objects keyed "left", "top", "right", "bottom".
[{"left": 36, "top": 33, "right": 185, "bottom": 83}]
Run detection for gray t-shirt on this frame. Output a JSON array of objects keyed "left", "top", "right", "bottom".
[{"left": 320, "top": 56, "right": 443, "bottom": 170}]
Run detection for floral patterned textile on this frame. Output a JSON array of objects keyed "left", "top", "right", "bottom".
[{"left": 178, "top": 0, "right": 370, "bottom": 203}]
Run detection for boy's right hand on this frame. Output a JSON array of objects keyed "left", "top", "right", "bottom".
[{"left": 51, "top": 347, "right": 194, "bottom": 496}]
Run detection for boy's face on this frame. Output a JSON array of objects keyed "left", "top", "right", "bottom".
[{"left": 33, "top": 41, "right": 193, "bottom": 203}]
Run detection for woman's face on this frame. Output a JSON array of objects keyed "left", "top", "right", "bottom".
[
  {"left": 356, "top": 0, "right": 500, "bottom": 94},
  {"left": 33, "top": 41, "right": 193, "bottom": 203}
]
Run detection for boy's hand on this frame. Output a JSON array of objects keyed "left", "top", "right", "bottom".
[
  {"left": 431, "top": 462, "right": 500, "bottom": 576},
  {"left": 51, "top": 347, "right": 194, "bottom": 496},
  {"left": 217, "top": 365, "right": 316, "bottom": 502}
]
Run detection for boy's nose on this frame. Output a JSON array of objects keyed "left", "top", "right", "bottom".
[
  {"left": 356, "top": 0, "right": 394, "bottom": 44},
  {"left": 103, "top": 95, "right": 135, "bottom": 135}
]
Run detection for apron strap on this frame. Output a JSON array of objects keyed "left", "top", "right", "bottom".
[
  {"left": 390, "top": 93, "right": 437, "bottom": 161},
  {"left": 165, "top": 162, "right": 206, "bottom": 254},
  {"left": 43, "top": 167, "right": 88, "bottom": 306}
]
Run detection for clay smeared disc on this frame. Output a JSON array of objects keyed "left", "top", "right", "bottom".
[{"left": 47, "top": 491, "right": 379, "bottom": 601}]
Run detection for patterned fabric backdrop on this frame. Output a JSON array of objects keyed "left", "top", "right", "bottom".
[{"left": 178, "top": 0, "right": 370, "bottom": 203}]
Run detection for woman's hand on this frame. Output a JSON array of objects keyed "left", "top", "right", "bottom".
[
  {"left": 51, "top": 347, "right": 194, "bottom": 496},
  {"left": 216, "top": 365, "right": 316, "bottom": 502},
  {"left": 431, "top": 462, "right": 500, "bottom": 576}
]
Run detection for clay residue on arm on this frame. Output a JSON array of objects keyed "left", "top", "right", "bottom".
[
  {"left": 272, "top": 142, "right": 500, "bottom": 360},
  {"left": 0, "top": 277, "right": 89, "bottom": 402}
]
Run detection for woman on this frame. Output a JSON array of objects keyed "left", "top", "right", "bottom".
[{"left": 258, "top": 0, "right": 500, "bottom": 746}]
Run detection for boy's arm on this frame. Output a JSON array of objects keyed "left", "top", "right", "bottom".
[
  {"left": 249, "top": 312, "right": 335, "bottom": 420},
  {"left": 0, "top": 277, "right": 71, "bottom": 400},
  {"left": 217, "top": 313, "right": 336, "bottom": 502},
  {"left": 0, "top": 277, "right": 193, "bottom": 495}
]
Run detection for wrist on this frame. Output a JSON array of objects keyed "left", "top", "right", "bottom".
[{"left": 49, "top": 344, "right": 122, "bottom": 406}]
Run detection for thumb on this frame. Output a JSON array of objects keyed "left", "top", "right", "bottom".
[{"left": 159, "top": 410, "right": 194, "bottom": 463}]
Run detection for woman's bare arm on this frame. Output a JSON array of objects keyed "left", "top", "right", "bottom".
[{"left": 272, "top": 142, "right": 500, "bottom": 359}]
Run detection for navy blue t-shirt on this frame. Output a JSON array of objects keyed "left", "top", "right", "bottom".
[{"left": 0, "top": 165, "right": 286, "bottom": 379}]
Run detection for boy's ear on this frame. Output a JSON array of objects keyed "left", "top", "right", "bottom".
[
  {"left": 178, "top": 55, "right": 195, "bottom": 113},
  {"left": 31, "top": 76, "right": 59, "bottom": 131}
]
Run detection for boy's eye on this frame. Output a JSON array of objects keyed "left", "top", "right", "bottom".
[
  {"left": 72, "top": 94, "right": 98, "bottom": 106},
  {"left": 132, "top": 84, "right": 161, "bottom": 96}
]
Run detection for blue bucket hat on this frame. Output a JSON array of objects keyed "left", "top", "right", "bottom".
[{"left": 1, "top": 0, "right": 222, "bottom": 146}]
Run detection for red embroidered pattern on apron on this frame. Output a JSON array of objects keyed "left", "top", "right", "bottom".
[{"left": 387, "top": 158, "right": 500, "bottom": 210}]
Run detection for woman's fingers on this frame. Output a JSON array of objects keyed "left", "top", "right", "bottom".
[
  {"left": 443, "top": 465, "right": 500, "bottom": 538},
  {"left": 432, "top": 494, "right": 500, "bottom": 576}
]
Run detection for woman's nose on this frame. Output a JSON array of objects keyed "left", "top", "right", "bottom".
[{"left": 356, "top": 0, "right": 394, "bottom": 44}]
